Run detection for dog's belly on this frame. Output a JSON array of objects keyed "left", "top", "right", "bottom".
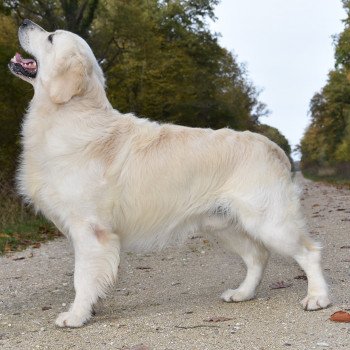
[{"left": 116, "top": 196, "right": 237, "bottom": 251}]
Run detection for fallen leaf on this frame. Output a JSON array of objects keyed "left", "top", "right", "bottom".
[
  {"left": 32, "top": 242, "right": 41, "bottom": 249},
  {"left": 204, "top": 316, "right": 233, "bottom": 323},
  {"left": 340, "top": 245, "right": 350, "bottom": 249},
  {"left": 42, "top": 306, "right": 52, "bottom": 311},
  {"left": 4, "top": 244, "right": 12, "bottom": 252},
  {"left": 269, "top": 281, "right": 292, "bottom": 289},
  {"left": 12, "top": 256, "right": 25, "bottom": 261},
  {"left": 330, "top": 311, "right": 350, "bottom": 323},
  {"left": 135, "top": 266, "right": 152, "bottom": 270}
]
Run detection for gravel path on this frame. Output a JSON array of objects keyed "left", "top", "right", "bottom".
[{"left": 0, "top": 174, "right": 349, "bottom": 350}]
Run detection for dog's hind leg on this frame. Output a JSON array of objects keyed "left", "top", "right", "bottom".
[
  {"left": 293, "top": 236, "right": 330, "bottom": 310},
  {"left": 237, "top": 192, "right": 330, "bottom": 310},
  {"left": 55, "top": 222, "right": 120, "bottom": 328},
  {"left": 258, "top": 224, "right": 330, "bottom": 310},
  {"left": 219, "top": 228, "right": 270, "bottom": 302}
]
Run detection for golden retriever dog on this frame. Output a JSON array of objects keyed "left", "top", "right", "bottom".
[{"left": 9, "top": 19, "right": 330, "bottom": 327}]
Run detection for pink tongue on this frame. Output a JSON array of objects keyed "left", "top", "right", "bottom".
[
  {"left": 15, "top": 52, "right": 22, "bottom": 62},
  {"left": 15, "top": 52, "right": 35, "bottom": 64}
]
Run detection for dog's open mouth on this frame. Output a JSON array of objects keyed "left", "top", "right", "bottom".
[{"left": 9, "top": 53, "right": 37, "bottom": 79}]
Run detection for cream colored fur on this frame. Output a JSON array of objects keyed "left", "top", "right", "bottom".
[{"left": 13, "top": 21, "right": 330, "bottom": 328}]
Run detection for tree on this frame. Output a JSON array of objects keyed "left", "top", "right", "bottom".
[
  {"left": 0, "top": 15, "right": 31, "bottom": 181},
  {"left": 2, "top": 0, "right": 99, "bottom": 38},
  {"left": 301, "top": 0, "right": 350, "bottom": 179}
]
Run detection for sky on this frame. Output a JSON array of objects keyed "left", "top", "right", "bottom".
[{"left": 210, "top": 0, "right": 345, "bottom": 159}]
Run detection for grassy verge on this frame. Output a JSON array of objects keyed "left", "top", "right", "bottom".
[
  {"left": 302, "top": 171, "right": 350, "bottom": 188},
  {"left": 0, "top": 179, "right": 61, "bottom": 255},
  {"left": 0, "top": 217, "right": 61, "bottom": 254}
]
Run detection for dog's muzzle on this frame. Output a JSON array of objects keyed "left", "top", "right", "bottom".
[
  {"left": 8, "top": 19, "right": 42, "bottom": 80},
  {"left": 20, "top": 19, "right": 45, "bottom": 32}
]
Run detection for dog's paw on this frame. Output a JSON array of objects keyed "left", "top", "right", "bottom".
[
  {"left": 301, "top": 295, "right": 331, "bottom": 311},
  {"left": 221, "top": 288, "right": 255, "bottom": 302},
  {"left": 55, "top": 311, "right": 90, "bottom": 328}
]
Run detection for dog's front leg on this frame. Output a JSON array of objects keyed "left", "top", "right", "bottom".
[{"left": 55, "top": 223, "right": 120, "bottom": 328}]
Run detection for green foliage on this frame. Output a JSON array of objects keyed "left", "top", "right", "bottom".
[
  {"left": 0, "top": 15, "right": 32, "bottom": 180},
  {"left": 301, "top": 5, "right": 350, "bottom": 179},
  {"left": 2, "top": 0, "right": 99, "bottom": 38},
  {"left": 335, "top": 0, "right": 350, "bottom": 69},
  {"left": 302, "top": 71, "right": 350, "bottom": 163},
  {"left": 93, "top": 0, "right": 260, "bottom": 130}
]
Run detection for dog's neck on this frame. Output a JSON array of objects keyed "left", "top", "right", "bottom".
[
  {"left": 78, "top": 79, "right": 112, "bottom": 111},
  {"left": 31, "top": 76, "right": 112, "bottom": 116}
]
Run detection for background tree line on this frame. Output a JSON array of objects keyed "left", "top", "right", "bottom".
[
  {"left": 0, "top": 0, "right": 291, "bottom": 185},
  {"left": 300, "top": 0, "right": 350, "bottom": 180}
]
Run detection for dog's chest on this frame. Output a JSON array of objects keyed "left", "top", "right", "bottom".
[{"left": 19, "top": 116, "right": 104, "bottom": 212}]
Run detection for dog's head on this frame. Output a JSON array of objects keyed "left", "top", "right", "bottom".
[{"left": 9, "top": 19, "right": 105, "bottom": 104}]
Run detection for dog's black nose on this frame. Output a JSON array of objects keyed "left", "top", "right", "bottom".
[
  {"left": 20, "top": 19, "right": 45, "bottom": 32},
  {"left": 21, "top": 19, "right": 34, "bottom": 27}
]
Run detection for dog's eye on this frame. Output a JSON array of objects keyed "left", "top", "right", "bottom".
[{"left": 48, "top": 34, "right": 54, "bottom": 43}]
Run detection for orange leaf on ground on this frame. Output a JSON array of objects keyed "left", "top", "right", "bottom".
[{"left": 330, "top": 311, "right": 350, "bottom": 323}]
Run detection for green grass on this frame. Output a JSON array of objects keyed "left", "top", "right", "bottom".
[
  {"left": 302, "top": 171, "right": 350, "bottom": 188},
  {"left": 0, "top": 179, "right": 61, "bottom": 254},
  {"left": 0, "top": 216, "right": 61, "bottom": 254}
]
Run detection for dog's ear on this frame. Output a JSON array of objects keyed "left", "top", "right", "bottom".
[{"left": 48, "top": 52, "right": 91, "bottom": 104}]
